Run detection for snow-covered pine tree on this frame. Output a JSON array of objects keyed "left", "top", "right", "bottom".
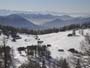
[
  {"left": 75, "top": 59, "right": 81, "bottom": 68},
  {"left": 61, "top": 59, "right": 70, "bottom": 68}
]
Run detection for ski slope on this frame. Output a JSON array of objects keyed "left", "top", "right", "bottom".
[
  {"left": 39, "top": 30, "right": 84, "bottom": 58},
  {"left": 0, "top": 29, "right": 89, "bottom": 67}
]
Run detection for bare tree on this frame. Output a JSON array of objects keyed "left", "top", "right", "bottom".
[
  {"left": 81, "top": 33, "right": 90, "bottom": 55},
  {"left": 3, "top": 36, "right": 8, "bottom": 68}
]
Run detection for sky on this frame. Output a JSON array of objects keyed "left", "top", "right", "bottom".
[{"left": 0, "top": 0, "right": 90, "bottom": 14}]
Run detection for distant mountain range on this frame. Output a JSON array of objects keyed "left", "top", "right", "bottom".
[
  {"left": 43, "top": 17, "right": 90, "bottom": 28},
  {"left": 20, "top": 13, "right": 73, "bottom": 25},
  {"left": 0, "top": 10, "right": 90, "bottom": 29},
  {"left": 0, "top": 14, "right": 39, "bottom": 29}
]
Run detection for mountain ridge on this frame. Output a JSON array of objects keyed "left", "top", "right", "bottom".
[
  {"left": 0, "top": 13, "right": 90, "bottom": 30},
  {"left": 0, "top": 14, "right": 40, "bottom": 29}
]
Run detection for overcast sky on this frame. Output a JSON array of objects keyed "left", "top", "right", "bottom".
[{"left": 0, "top": 0, "right": 90, "bottom": 14}]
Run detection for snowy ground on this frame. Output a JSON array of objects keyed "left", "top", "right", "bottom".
[
  {"left": 0, "top": 29, "right": 90, "bottom": 67},
  {"left": 39, "top": 30, "right": 83, "bottom": 58}
]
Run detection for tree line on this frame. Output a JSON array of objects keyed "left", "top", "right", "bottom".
[{"left": 0, "top": 22, "right": 90, "bottom": 35}]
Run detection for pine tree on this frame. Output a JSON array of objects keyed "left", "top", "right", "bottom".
[
  {"left": 72, "top": 29, "right": 76, "bottom": 36},
  {"left": 75, "top": 59, "right": 81, "bottom": 68},
  {"left": 61, "top": 59, "right": 70, "bottom": 68}
]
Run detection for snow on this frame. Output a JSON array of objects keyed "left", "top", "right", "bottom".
[
  {"left": 0, "top": 29, "right": 89, "bottom": 67},
  {"left": 39, "top": 30, "right": 84, "bottom": 58}
]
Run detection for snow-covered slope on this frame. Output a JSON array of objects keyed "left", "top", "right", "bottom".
[
  {"left": 0, "top": 29, "right": 90, "bottom": 67},
  {"left": 39, "top": 30, "right": 83, "bottom": 58}
]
